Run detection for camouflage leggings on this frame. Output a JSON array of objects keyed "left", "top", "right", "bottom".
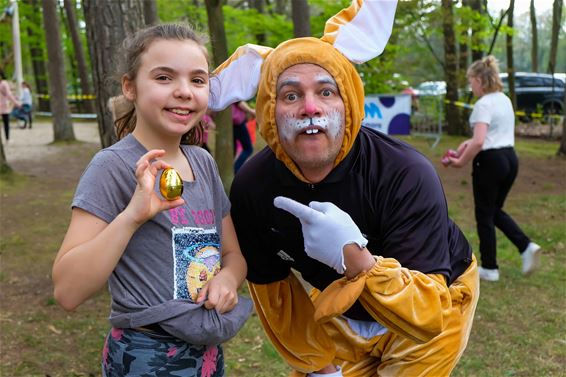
[{"left": 102, "top": 328, "right": 224, "bottom": 377}]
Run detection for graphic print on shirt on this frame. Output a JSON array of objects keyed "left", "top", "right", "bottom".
[{"left": 172, "top": 227, "right": 221, "bottom": 301}]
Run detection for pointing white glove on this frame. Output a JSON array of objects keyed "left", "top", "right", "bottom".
[
  {"left": 274, "top": 196, "right": 367, "bottom": 274},
  {"left": 307, "top": 366, "right": 343, "bottom": 377}
]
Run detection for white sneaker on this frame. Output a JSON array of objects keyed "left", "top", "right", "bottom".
[
  {"left": 522, "top": 242, "right": 541, "bottom": 276},
  {"left": 478, "top": 267, "right": 500, "bottom": 281}
]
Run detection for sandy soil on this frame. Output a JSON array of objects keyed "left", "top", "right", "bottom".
[{"left": 2, "top": 120, "right": 101, "bottom": 163}]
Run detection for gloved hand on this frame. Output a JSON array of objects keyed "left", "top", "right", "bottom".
[
  {"left": 307, "top": 366, "right": 343, "bottom": 377},
  {"left": 274, "top": 196, "right": 367, "bottom": 274}
]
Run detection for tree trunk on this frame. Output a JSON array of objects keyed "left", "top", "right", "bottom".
[
  {"left": 275, "top": 0, "right": 287, "bottom": 15},
  {"left": 60, "top": 5, "right": 82, "bottom": 112},
  {"left": 251, "top": 0, "right": 266, "bottom": 44},
  {"left": 529, "top": 0, "right": 538, "bottom": 72},
  {"left": 547, "top": 0, "right": 563, "bottom": 75},
  {"left": 63, "top": 0, "right": 95, "bottom": 114},
  {"left": 83, "top": 0, "right": 145, "bottom": 148},
  {"left": 0, "top": 139, "right": 10, "bottom": 174},
  {"left": 487, "top": 8, "right": 510, "bottom": 56},
  {"left": 442, "top": 0, "right": 462, "bottom": 135},
  {"left": 459, "top": 0, "right": 470, "bottom": 88},
  {"left": 205, "top": 0, "right": 234, "bottom": 191},
  {"left": 42, "top": 0, "right": 75, "bottom": 141},
  {"left": 291, "top": 0, "right": 310, "bottom": 37},
  {"left": 470, "top": 0, "right": 483, "bottom": 61},
  {"left": 506, "top": 0, "right": 516, "bottom": 110},
  {"left": 143, "top": 0, "right": 158, "bottom": 26},
  {"left": 459, "top": 0, "right": 472, "bottom": 128},
  {"left": 24, "top": 0, "right": 50, "bottom": 112}
]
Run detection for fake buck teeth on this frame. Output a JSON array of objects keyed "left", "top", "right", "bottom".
[{"left": 305, "top": 129, "right": 319, "bottom": 135}]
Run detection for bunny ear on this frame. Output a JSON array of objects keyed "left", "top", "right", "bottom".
[
  {"left": 321, "top": 0, "right": 398, "bottom": 64},
  {"left": 209, "top": 44, "right": 273, "bottom": 111}
]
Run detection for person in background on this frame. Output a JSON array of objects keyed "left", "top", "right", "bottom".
[
  {"left": 402, "top": 86, "right": 419, "bottom": 113},
  {"left": 232, "top": 100, "right": 255, "bottom": 173},
  {"left": 0, "top": 69, "right": 22, "bottom": 142},
  {"left": 446, "top": 55, "right": 541, "bottom": 282},
  {"left": 201, "top": 111, "right": 216, "bottom": 153},
  {"left": 52, "top": 23, "right": 250, "bottom": 376},
  {"left": 12, "top": 81, "right": 33, "bottom": 129}
]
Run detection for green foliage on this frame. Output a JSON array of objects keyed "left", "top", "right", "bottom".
[
  {"left": 513, "top": 9, "right": 566, "bottom": 72},
  {"left": 308, "top": 0, "right": 350, "bottom": 38},
  {"left": 157, "top": 1, "right": 208, "bottom": 31},
  {"left": 2, "top": 0, "right": 563, "bottom": 116},
  {"left": 223, "top": 5, "right": 292, "bottom": 52},
  {"left": 391, "top": 1, "right": 445, "bottom": 85},
  {"left": 0, "top": 0, "right": 14, "bottom": 70}
]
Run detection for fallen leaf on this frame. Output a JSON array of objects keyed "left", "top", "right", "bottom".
[{"left": 48, "top": 324, "right": 62, "bottom": 334}]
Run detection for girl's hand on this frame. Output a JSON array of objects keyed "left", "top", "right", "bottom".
[
  {"left": 123, "top": 149, "right": 184, "bottom": 225},
  {"left": 456, "top": 141, "right": 469, "bottom": 156},
  {"left": 196, "top": 270, "right": 239, "bottom": 314},
  {"left": 448, "top": 141, "right": 470, "bottom": 168}
]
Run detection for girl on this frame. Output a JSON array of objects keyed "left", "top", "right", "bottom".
[
  {"left": 13, "top": 81, "right": 33, "bottom": 129},
  {"left": 447, "top": 55, "right": 541, "bottom": 282},
  {"left": 52, "top": 24, "right": 250, "bottom": 376}
]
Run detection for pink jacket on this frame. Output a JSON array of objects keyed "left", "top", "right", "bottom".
[{"left": 0, "top": 80, "right": 19, "bottom": 115}]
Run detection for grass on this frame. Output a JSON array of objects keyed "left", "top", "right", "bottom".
[{"left": 1, "top": 132, "right": 565, "bottom": 376}]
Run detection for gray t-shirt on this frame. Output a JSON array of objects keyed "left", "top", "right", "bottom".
[{"left": 73, "top": 134, "right": 231, "bottom": 319}]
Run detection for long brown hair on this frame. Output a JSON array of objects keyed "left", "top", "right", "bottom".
[{"left": 114, "top": 23, "right": 210, "bottom": 145}]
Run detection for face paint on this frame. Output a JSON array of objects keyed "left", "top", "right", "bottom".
[{"left": 276, "top": 109, "right": 343, "bottom": 141}]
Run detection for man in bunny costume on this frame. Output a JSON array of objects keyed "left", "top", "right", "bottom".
[{"left": 211, "top": 1, "right": 479, "bottom": 376}]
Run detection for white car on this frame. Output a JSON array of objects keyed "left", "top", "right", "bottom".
[{"left": 415, "top": 81, "right": 446, "bottom": 96}]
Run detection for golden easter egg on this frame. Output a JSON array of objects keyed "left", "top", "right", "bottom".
[{"left": 159, "top": 168, "right": 184, "bottom": 200}]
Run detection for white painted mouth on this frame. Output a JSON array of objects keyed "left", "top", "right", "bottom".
[{"left": 277, "top": 110, "right": 343, "bottom": 141}]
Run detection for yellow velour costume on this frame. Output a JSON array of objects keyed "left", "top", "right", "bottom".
[{"left": 210, "top": 1, "right": 480, "bottom": 376}]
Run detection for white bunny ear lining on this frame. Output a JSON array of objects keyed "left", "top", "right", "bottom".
[
  {"left": 331, "top": 0, "right": 398, "bottom": 64},
  {"left": 209, "top": 44, "right": 273, "bottom": 111},
  {"left": 208, "top": 0, "right": 398, "bottom": 111}
]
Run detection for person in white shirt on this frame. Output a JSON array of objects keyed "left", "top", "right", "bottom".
[{"left": 447, "top": 55, "right": 541, "bottom": 282}]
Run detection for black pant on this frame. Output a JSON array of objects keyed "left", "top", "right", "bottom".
[
  {"left": 233, "top": 121, "right": 253, "bottom": 173},
  {"left": 472, "top": 147, "right": 530, "bottom": 269},
  {"left": 2, "top": 113, "right": 9, "bottom": 140}
]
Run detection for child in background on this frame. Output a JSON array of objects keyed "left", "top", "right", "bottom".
[
  {"left": 13, "top": 81, "right": 33, "bottom": 129},
  {"left": 52, "top": 24, "right": 250, "bottom": 376}
]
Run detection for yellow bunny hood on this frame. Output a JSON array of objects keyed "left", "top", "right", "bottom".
[{"left": 256, "top": 37, "right": 365, "bottom": 182}]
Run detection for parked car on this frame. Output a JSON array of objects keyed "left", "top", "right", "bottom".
[
  {"left": 415, "top": 81, "right": 446, "bottom": 96},
  {"left": 500, "top": 72, "right": 564, "bottom": 115}
]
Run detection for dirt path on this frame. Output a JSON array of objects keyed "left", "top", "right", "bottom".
[{"left": 3, "top": 120, "right": 100, "bottom": 172}]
